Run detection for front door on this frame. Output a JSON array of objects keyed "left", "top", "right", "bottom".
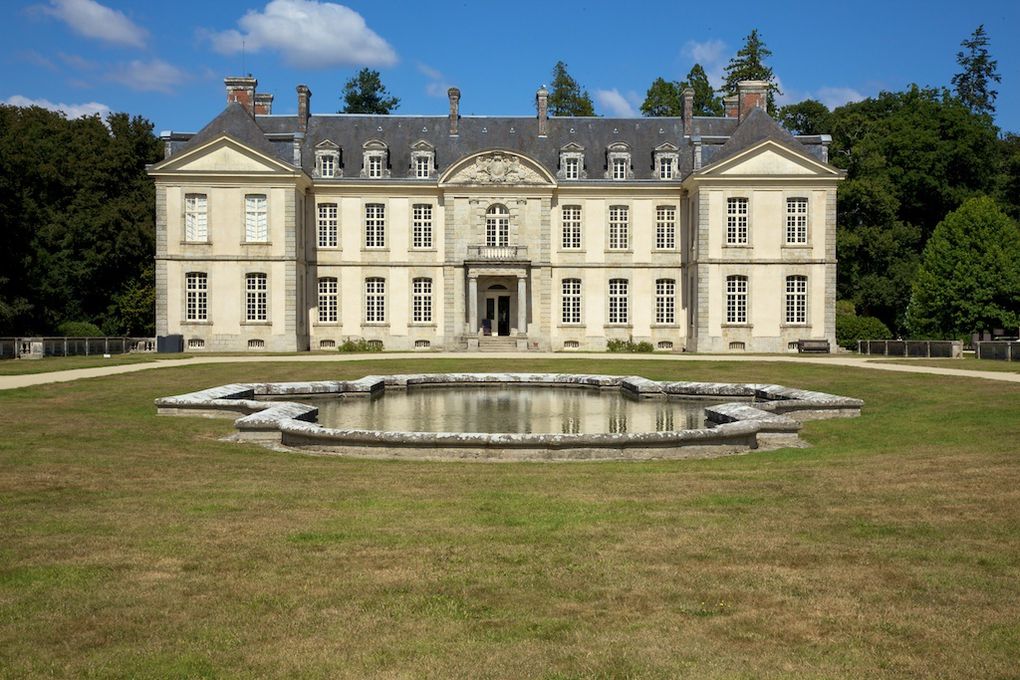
[{"left": 497, "top": 296, "right": 511, "bottom": 336}]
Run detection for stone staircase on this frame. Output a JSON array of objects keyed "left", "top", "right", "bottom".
[{"left": 478, "top": 336, "right": 522, "bottom": 352}]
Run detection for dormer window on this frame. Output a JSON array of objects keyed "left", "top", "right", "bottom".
[
  {"left": 654, "top": 142, "right": 680, "bottom": 181},
  {"left": 361, "top": 139, "right": 390, "bottom": 179},
  {"left": 605, "top": 142, "right": 632, "bottom": 180},
  {"left": 558, "top": 142, "right": 586, "bottom": 180},
  {"left": 409, "top": 140, "right": 435, "bottom": 179},
  {"left": 314, "top": 140, "right": 341, "bottom": 179}
]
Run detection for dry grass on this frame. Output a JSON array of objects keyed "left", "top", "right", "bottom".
[{"left": 1, "top": 358, "right": 1018, "bottom": 678}]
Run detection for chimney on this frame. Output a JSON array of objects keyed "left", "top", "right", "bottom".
[
  {"left": 737, "top": 80, "right": 767, "bottom": 121},
  {"left": 447, "top": 87, "right": 461, "bottom": 136},
  {"left": 225, "top": 75, "right": 257, "bottom": 116},
  {"left": 536, "top": 85, "right": 549, "bottom": 137},
  {"left": 297, "top": 84, "right": 312, "bottom": 131},
  {"left": 681, "top": 87, "right": 694, "bottom": 136},
  {"left": 254, "top": 93, "right": 274, "bottom": 115},
  {"left": 723, "top": 94, "right": 739, "bottom": 118}
]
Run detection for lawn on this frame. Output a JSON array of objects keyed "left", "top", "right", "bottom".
[
  {"left": 1, "top": 358, "right": 1018, "bottom": 678},
  {"left": 876, "top": 356, "right": 1020, "bottom": 373},
  {"left": 0, "top": 354, "right": 191, "bottom": 376}
]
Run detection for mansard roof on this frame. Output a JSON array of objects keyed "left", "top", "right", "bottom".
[{"left": 165, "top": 101, "right": 832, "bottom": 180}]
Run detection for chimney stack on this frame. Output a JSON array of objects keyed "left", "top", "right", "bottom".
[
  {"left": 737, "top": 80, "right": 767, "bottom": 121},
  {"left": 254, "top": 93, "right": 274, "bottom": 115},
  {"left": 723, "top": 94, "right": 739, "bottom": 118},
  {"left": 536, "top": 85, "right": 549, "bottom": 137},
  {"left": 682, "top": 87, "right": 694, "bottom": 136},
  {"left": 448, "top": 87, "right": 461, "bottom": 136},
  {"left": 225, "top": 76, "right": 257, "bottom": 116},
  {"left": 296, "top": 84, "right": 312, "bottom": 131}
]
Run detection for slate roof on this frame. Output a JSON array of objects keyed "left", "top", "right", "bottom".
[{"left": 164, "top": 101, "right": 829, "bottom": 179}]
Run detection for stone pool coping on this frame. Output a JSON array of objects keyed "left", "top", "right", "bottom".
[{"left": 155, "top": 373, "right": 862, "bottom": 462}]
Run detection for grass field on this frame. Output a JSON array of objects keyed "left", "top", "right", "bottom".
[
  {"left": 0, "top": 354, "right": 194, "bottom": 376},
  {"left": 1, "top": 358, "right": 1018, "bottom": 678},
  {"left": 877, "top": 356, "right": 1020, "bottom": 373}
]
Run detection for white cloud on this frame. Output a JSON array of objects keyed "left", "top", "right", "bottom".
[
  {"left": 40, "top": 0, "right": 147, "bottom": 48},
  {"left": 682, "top": 39, "right": 727, "bottom": 88},
  {"left": 4, "top": 94, "right": 111, "bottom": 119},
  {"left": 816, "top": 86, "right": 864, "bottom": 109},
  {"left": 594, "top": 89, "right": 638, "bottom": 117},
  {"left": 417, "top": 63, "right": 453, "bottom": 98},
  {"left": 205, "top": 0, "right": 397, "bottom": 68},
  {"left": 108, "top": 59, "right": 188, "bottom": 93}
]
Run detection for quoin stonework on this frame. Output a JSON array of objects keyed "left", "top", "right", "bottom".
[{"left": 148, "top": 76, "right": 844, "bottom": 353}]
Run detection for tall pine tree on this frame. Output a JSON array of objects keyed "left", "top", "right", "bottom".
[
  {"left": 952, "top": 25, "right": 1000, "bottom": 116},
  {"left": 340, "top": 68, "right": 399, "bottom": 114},
  {"left": 722, "top": 29, "right": 782, "bottom": 114},
  {"left": 640, "top": 77, "right": 681, "bottom": 117},
  {"left": 680, "top": 64, "right": 723, "bottom": 116},
  {"left": 547, "top": 62, "right": 595, "bottom": 116}
]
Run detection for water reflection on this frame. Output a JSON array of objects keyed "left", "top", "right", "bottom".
[{"left": 299, "top": 386, "right": 717, "bottom": 435}]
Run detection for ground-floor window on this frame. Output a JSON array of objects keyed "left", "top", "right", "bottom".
[
  {"left": 365, "top": 277, "right": 385, "bottom": 322},
  {"left": 185, "top": 273, "right": 207, "bottom": 321},
  {"left": 245, "top": 273, "right": 267, "bottom": 322},
  {"left": 608, "top": 279, "right": 629, "bottom": 324},
  {"left": 562, "top": 278, "right": 581, "bottom": 324},
  {"left": 655, "top": 278, "right": 676, "bottom": 324},
  {"left": 318, "top": 277, "right": 338, "bottom": 323},
  {"left": 785, "top": 275, "right": 807, "bottom": 324},
  {"left": 726, "top": 275, "right": 747, "bottom": 324},
  {"left": 412, "top": 277, "right": 432, "bottom": 323}
]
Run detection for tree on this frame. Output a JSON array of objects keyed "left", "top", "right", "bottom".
[
  {"left": 680, "top": 64, "right": 723, "bottom": 116},
  {"left": 777, "top": 99, "right": 831, "bottom": 135},
  {"left": 340, "top": 68, "right": 399, "bottom": 114},
  {"left": 640, "top": 77, "right": 681, "bottom": 117},
  {"left": 952, "top": 25, "right": 1000, "bottom": 116},
  {"left": 905, "top": 196, "right": 1020, "bottom": 338},
  {"left": 547, "top": 61, "right": 595, "bottom": 116},
  {"left": 722, "top": 29, "right": 782, "bottom": 114}
]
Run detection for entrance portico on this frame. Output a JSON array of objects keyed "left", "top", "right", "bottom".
[{"left": 467, "top": 267, "right": 529, "bottom": 338}]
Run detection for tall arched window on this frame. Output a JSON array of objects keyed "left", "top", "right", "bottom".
[{"left": 485, "top": 204, "right": 509, "bottom": 247}]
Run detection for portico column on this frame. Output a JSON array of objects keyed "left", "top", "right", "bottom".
[
  {"left": 517, "top": 274, "right": 527, "bottom": 336},
  {"left": 468, "top": 274, "right": 479, "bottom": 334}
]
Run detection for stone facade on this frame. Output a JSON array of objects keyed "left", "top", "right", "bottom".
[{"left": 148, "top": 78, "right": 844, "bottom": 353}]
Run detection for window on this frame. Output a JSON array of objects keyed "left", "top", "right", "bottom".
[
  {"left": 320, "top": 154, "right": 336, "bottom": 178},
  {"left": 248, "top": 339, "right": 265, "bottom": 350},
  {"left": 561, "top": 205, "right": 582, "bottom": 250},
  {"left": 414, "top": 155, "right": 430, "bottom": 179},
  {"left": 412, "top": 204, "right": 433, "bottom": 249},
  {"left": 726, "top": 197, "right": 748, "bottom": 245},
  {"left": 564, "top": 157, "right": 580, "bottom": 180},
  {"left": 562, "top": 278, "right": 582, "bottom": 324},
  {"left": 245, "top": 194, "right": 268, "bottom": 242},
  {"left": 317, "top": 203, "right": 338, "bottom": 248},
  {"left": 365, "top": 277, "right": 385, "bottom": 322},
  {"left": 785, "top": 275, "right": 808, "bottom": 324},
  {"left": 185, "top": 193, "right": 207, "bottom": 242},
  {"left": 365, "top": 204, "right": 385, "bottom": 248},
  {"left": 245, "top": 273, "right": 268, "bottom": 322},
  {"left": 726, "top": 275, "right": 748, "bottom": 324},
  {"left": 655, "top": 206, "right": 676, "bottom": 250},
  {"left": 659, "top": 157, "right": 674, "bottom": 179},
  {"left": 608, "top": 279, "right": 628, "bottom": 324},
  {"left": 786, "top": 197, "right": 808, "bottom": 244},
  {"left": 185, "top": 273, "right": 207, "bottom": 321},
  {"left": 361, "top": 141, "right": 389, "bottom": 179},
  {"left": 608, "top": 205, "right": 629, "bottom": 250},
  {"left": 368, "top": 155, "right": 383, "bottom": 178},
  {"left": 318, "top": 277, "right": 338, "bottom": 323},
  {"left": 320, "top": 339, "right": 336, "bottom": 349},
  {"left": 655, "top": 279, "right": 676, "bottom": 324},
  {"left": 412, "top": 277, "right": 432, "bottom": 323},
  {"left": 612, "top": 157, "right": 628, "bottom": 180},
  {"left": 486, "top": 204, "right": 509, "bottom": 247},
  {"left": 187, "top": 338, "right": 205, "bottom": 349}
]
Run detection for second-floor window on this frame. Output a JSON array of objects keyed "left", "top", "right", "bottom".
[
  {"left": 486, "top": 204, "right": 509, "bottom": 247},
  {"left": 562, "top": 205, "right": 582, "bottom": 249},
  {"left": 726, "top": 197, "right": 748, "bottom": 245},
  {"left": 245, "top": 194, "right": 268, "bottom": 242},
  {"left": 185, "top": 193, "right": 207, "bottom": 242},
  {"left": 365, "top": 203, "right": 385, "bottom": 248},
  {"left": 412, "top": 204, "right": 433, "bottom": 249},
  {"left": 786, "top": 197, "right": 808, "bottom": 244},
  {"left": 317, "top": 203, "right": 337, "bottom": 248},
  {"left": 245, "top": 273, "right": 267, "bottom": 322},
  {"left": 608, "top": 205, "right": 629, "bottom": 250},
  {"left": 656, "top": 206, "right": 676, "bottom": 250}
]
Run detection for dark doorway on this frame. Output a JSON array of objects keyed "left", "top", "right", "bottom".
[{"left": 497, "top": 296, "right": 511, "bottom": 336}]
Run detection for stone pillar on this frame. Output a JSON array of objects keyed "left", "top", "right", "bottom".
[
  {"left": 448, "top": 87, "right": 460, "bottom": 136},
  {"left": 517, "top": 275, "right": 527, "bottom": 336},
  {"left": 536, "top": 86, "right": 549, "bottom": 137},
  {"left": 297, "top": 84, "right": 312, "bottom": 132},
  {"left": 682, "top": 87, "right": 694, "bottom": 136},
  {"left": 468, "top": 274, "right": 478, "bottom": 334}
]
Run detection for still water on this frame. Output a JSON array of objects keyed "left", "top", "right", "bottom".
[{"left": 296, "top": 386, "right": 719, "bottom": 435}]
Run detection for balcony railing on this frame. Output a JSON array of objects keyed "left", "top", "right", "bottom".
[{"left": 466, "top": 244, "right": 529, "bottom": 261}]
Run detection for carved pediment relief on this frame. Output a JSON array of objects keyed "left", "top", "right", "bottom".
[{"left": 443, "top": 151, "right": 553, "bottom": 186}]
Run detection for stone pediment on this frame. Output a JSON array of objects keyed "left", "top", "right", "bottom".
[{"left": 441, "top": 150, "right": 554, "bottom": 186}]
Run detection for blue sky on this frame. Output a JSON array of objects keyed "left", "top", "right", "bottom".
[{"left": 2, "top": 0, "right": 1018, "bottom": 134}]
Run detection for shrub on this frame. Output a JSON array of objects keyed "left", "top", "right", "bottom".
[
  {"left": 57, "top": 321, "right": 103, "bottom": 337},
  {"left": 338, "top": 338, "right": 383, "bottom": 353},
  {"left": 607, "top": 338, "right": 654, "bottom": 353},
  {"left": 836, "top": 313, "right": 891, "bottom": 350}
]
